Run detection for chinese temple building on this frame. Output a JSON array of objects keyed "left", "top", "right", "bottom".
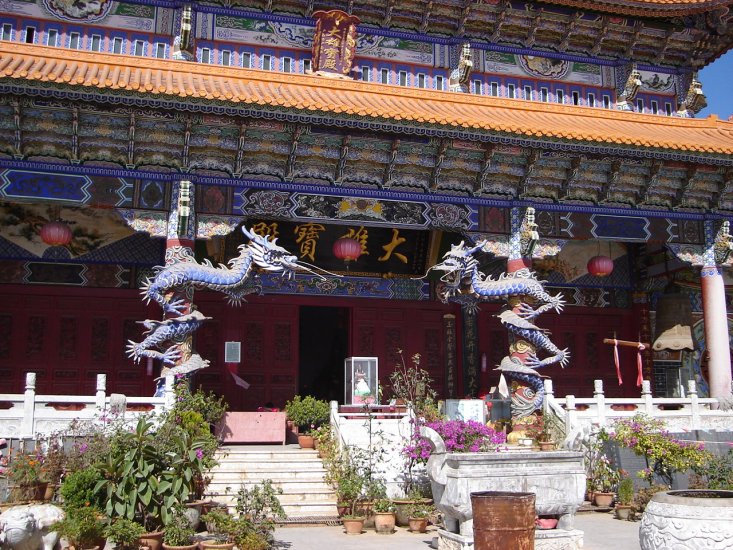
[{"left": 0, "top": 0, "right": 732, "bottom": 411}]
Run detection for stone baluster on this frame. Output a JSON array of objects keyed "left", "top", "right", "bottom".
[
  {"left": 95, "top": 374, "right": 107, "bottom": 411},
  {"left": 163, "top": 375, "right": 175, "bottom": 409},
  {"left": 21, "top": 372, "right": 36, "bottom": 438},
  {"left": 688, "top": 379, "right": 700, "bottom": 429},
  {"left": 593, "top": 379, "right": 606, "bottom": 427},
  {"left": 565, "top": 395, "right": 577, "bottom": 443},
  {"left": 641, "top": 380, "right": 654, "bottom": 415},
  {"left": 543, "top": 379, "right": 554, "bottom": 414}
]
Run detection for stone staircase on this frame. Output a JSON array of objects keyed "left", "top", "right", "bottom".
[{"left": 206, "top": 445, "right": 338, "bottom": 522}]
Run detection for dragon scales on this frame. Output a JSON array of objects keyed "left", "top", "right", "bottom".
[
  {"left": 132, "top": 227, "right": 302, "bottom": 384},
  {"left": 430, "top": 240, "right": 569, "bottom": 417}
]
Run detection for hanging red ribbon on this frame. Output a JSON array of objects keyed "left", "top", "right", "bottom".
[
  {"left": 636, "top": 343, "right": 645, "bottom": 387},
  {"left": 613, "top": 338, "right": 622, "bottom": 385}
]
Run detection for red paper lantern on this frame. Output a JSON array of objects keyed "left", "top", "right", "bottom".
[
  {"left": 587, "top": 255, "right": 614, "bottom": 277},
  {"left": 39, "top": 221, "right": 73, "bottom": 246},
  {"left": 332, "top": 237, "right": 362, "bottom": 263}
]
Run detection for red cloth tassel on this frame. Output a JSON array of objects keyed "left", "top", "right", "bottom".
[
  {"left": 636, "top": 343, "right": 645, "bottom": 387},
  {"left": 614, "top": 338, "right": 622, "bottom": 385}
]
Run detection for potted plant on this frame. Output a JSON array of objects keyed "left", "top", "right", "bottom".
[
  {"left": 525, "top": 414, "right": 556, "bottom": 451},
  {"left": 54, "top": 506, "right": 107, "bottom": 550},
  {"left": 393, "top": 487, "right": 433, "bottom": 528},
  {"left": 589, "top": 454, "right": 620, "bottom": 507},
  {"left": 615, "top": 477, "right": 635, "bottom": 520},
  {"left": 200, "top": 509, "right": 268, "bottom": 550},
  {"left": 406, "top": 501, "right": 431, "bottom": 533},
  {"left": 372, "top": 499, "right": 396, "bottom": 534},
  {"left": 104, "top": 518, "right": 145, "bottom": 550},
  {"left": 284, "top": 395, "right": 330, "bottom": 448},
  {"left": 162, "top": 507, "right": 197, "bottom": 550},
  {"left": 7, "top": 452, "right": 46, "bottom": 501}
]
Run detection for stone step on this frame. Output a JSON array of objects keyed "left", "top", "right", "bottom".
[
  {"left": 213, "top": 459, "right": 326, "bottom": 470},
  {"left": 210, "top": 467, "right": 326, "bottom": 479},
  {"left": 207, "top": 480, "right": 335, "bottom": 495}
]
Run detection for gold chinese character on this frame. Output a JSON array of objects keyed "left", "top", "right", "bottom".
[
  {"left": 342, "top": 226, "right": 369, "bottom": 256},
  {"left": 294, "top": 223, "right": 325, "bottom": 262},
  {"left": 251, "top": 222, "right": 279, "bottom": 240},
  {"left": 378, "top": 228, "right": 408, "bottom": 264}
]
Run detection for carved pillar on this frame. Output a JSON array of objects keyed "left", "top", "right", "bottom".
[
  {"left": 311, "top": 10, "right": 360, "bottom": 78},
  {"left": 161, "top": 180, "right": 196, "bottom": 377},
  {"left": 448, "top": 43, "right": 472, "bottom": 93},
  {"left": 669, "top": 219, "right": 733, "bottom": 403}
]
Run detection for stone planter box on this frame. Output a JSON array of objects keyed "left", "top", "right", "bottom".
[
  {"left": 421, "top": 426, "right": 585, "bottom": 550},
  {"left": 640, "top": 490, "right": 733, "bottom": 550}
]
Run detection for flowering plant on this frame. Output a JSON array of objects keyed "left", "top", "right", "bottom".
[
  {"left": 604, "top": 414, "right": 709, "bottom": 487},
  {"left": 403, "top": 419, "right": 506, "bottom": 463},
  {"left": 7, "top": 452, "right": 45, "bottom": 485},
  {"left": 589, "top": 454, "right": 622, "bottom": 493}
]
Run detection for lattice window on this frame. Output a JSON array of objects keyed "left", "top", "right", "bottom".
[
  {"left": 245, "top": 322, "right": 263, "bottom": 362},
  {"left": 26, "top": 316, "right": 45, "bottom": 357},
  {"left": 91, "top": 318, "right": 109, "bottom": 362},
  {"left": 0, "top": 315, "right": 10, "bottom": 358},
  {"left": 59, "top": 317, "right": 77, "bottom": 360},
  {"left": 274, "top": 323, "right": 291, "bottom": 361}
]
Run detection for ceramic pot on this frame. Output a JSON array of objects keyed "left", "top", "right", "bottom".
[
  {"left": 342, "top": 517, "right": 365, "bottom": 535},
  {"left": 394, "top": 499, "right": 432, "bottom": 526},
  {"left": 373, "top": 512, "right": 395, "bottom": 534},
  {"left": 297, "top": 434, "right": 314, "bottom": 449},
  {"left": 640, "top": 490, "right": 733, "bottom": 550},
  {"left": 138, "top": 530, "right": 164, "bottom": 550},
  {"left": 199, "top": 542, "right": 234, "bottom": 550},
  {"left": 162, "top": 544, "right": 199, "bottom": 550},
  {"left": 408, "top": 517, "right": 428, "bottom": 533},
  {"left": 593, "top": 492, "right": 614, "bottom": 507},
  {"left": 615, "top": 505, "right": 633, "bottom": 521},
  {"left": 538, "top": 441, "right": 556, "bottom": 451}
]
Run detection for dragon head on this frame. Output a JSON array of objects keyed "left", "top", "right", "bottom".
[
  {"left": 429, "top": 240, "right": 482, "bottom": 297},
  {"left": 242, "top": 226, "right": 301, "bottom": 277}
]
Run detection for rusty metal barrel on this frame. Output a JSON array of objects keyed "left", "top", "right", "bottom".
[{"left": 470, "top": 491, "right": 536, "bottom": 550}]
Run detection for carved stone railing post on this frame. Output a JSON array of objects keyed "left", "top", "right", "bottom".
[
  {"left": 641, "top": 380, "right": 654, "bottom": 415},
  {"left": 565, "top": 394, "right": 577, "bottom": 440},
  {"left": 163, "top": 375, "right": 175, "bottom": 409},
  {"left": 95, "top": 374, "right": 107, "bottom": 411},
  {"left": 544, "top": 379, "right": 555, "bottom": 414},
  {"left": 688, "top": 379, "right": 700, "bottom": 429},
  {"left": 21, "top": 372, "right": 36, "bottom": 438},
  {"left": 593, "top": 379, "right": 606, "bottom": 427}
]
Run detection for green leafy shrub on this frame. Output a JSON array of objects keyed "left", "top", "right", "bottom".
[
  {"left": 163, "top": 507, "right": 194, "bottom": 547},
  {"left": 373, "top": 499, "right": 395, "bottom": 513},
  {"left": 284, "top": 395, "right": 330, "bottom": 432},
  {"left": 54, "top": 506, "right": 106, "bottom": 549},
  {"left": 235, "top": 480, "right": 286, "bottom": 542},
  {"left": 691, "top": 449, "right": 733, "bottom": 490},
  {"left": 104, "top": 517, "right": 144, "bottom": 550},
  {"left": 617, "top": 477, "right": 634, "bottom": 506},
  {"left": 60, "top": 467, "right": 105, "bottom": 510}
]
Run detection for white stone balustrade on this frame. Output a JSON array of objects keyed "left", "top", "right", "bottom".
[{"left": 0, "top": 372, "right": 175, "bottom": 439}]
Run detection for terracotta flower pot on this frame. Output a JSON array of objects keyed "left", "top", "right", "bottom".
[
  {"left": 538, "top": 441, "right": 556, "bottom": 452},
  {"left": 593, "top": 492, "right": 614, "bottom": 507},
  {"left": 297, "top": 434, "right": 315, "bottom": 449},
  {"left": 408, "top": 517, "right": 428, "bottom": 533},
  {"left": 162, "top": 544, "right": 199, "bottom": 550},
  {"left": 138, "top": 530, "right": 164, "bottom": 550},
  {"left": 373, "top": 512, "right": 395, "bottom": 534},
  {"left": 199, "top": 542, "right": 234, "bottom": 550},
  {"left": 342, "top": 517, "right": 365, "bottom": 535},
  {"left": 615, "top": 504, "right": 633, "bottom": 521}
]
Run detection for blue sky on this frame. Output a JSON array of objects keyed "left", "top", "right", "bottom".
[{"left": 698, "top": 50, "right": 733, "bottom": 120}]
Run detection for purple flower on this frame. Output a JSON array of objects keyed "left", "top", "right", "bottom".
[{"left": 196, "top": 449, "right": 204, "bottom": 459}]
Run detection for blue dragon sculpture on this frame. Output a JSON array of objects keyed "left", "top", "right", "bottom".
[
  {"left": 133, "top": 226, "right": 303, "bottom": 383},
  {"left": 141, "top": 226, "right": 300, "bottom": 315},
  {"left": 126, "top": 310, "right": 211, "bottom": 365},
  {"left": 431, "top": 240, "right": 568, "bottom": 417}
]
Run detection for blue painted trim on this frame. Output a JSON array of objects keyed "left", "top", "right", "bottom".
[
  {"left": 2, "top": 159, "right": 730, "bottom": 223},
  {"left": 4, "top": 84, "right": 731, "bottom": 168}
]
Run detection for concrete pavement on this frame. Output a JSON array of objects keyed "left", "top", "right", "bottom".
[{"left": 273, "top": 511, "right": 641, "bottom": 549}]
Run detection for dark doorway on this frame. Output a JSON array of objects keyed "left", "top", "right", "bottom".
[{"left": 298, "top": 306, "right": 348, "bottom": 402}]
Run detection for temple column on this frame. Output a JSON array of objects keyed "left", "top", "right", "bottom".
[
  {"left": 701, "top": 264, "right": 732, "bottom": 400},
  {"left": 670, "top": 219, "right": 733, "bottom": 402},
  {"left": 160, "top": 180, "right": 196, "bottom": 378}
]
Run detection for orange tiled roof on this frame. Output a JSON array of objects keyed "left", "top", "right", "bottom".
[
  {"left": 1, "top": 42, "right": 733, "bottom": 157},
  {"left": 538, "top": 0, "right": 733, "bottom": 16}
]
